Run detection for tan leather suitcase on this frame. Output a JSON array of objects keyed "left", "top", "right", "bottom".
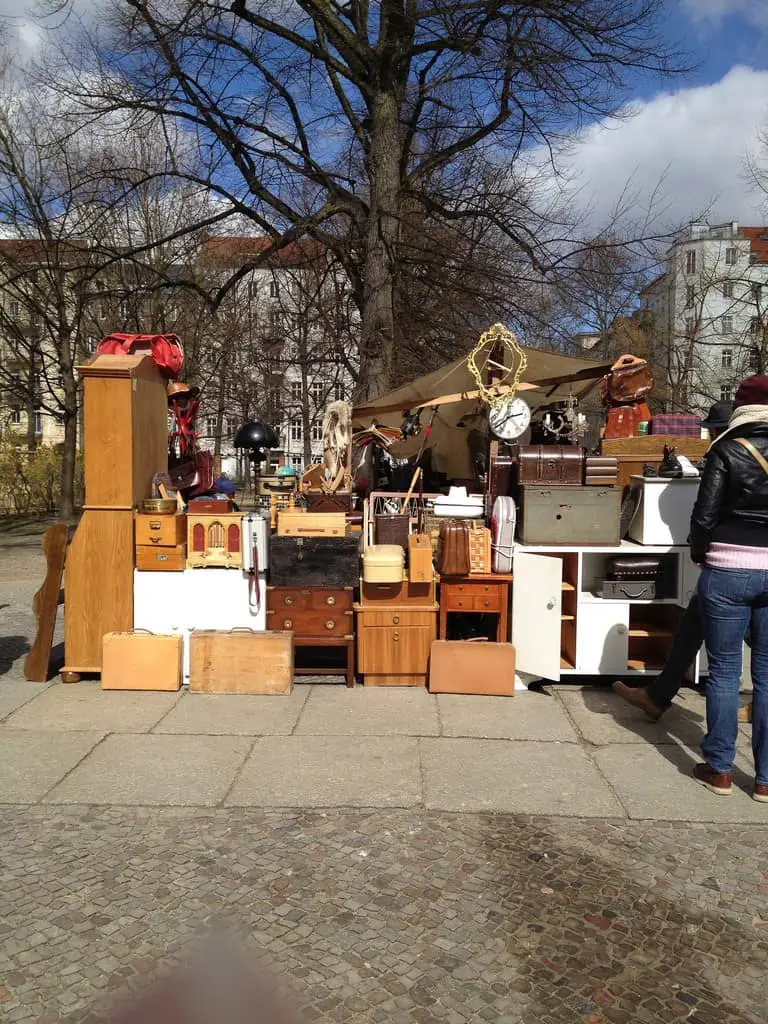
[
  {"left": 189, "top": 629, "right": 294, "bottom": 694},
  {"left": 135, "top": 513, "right": 186, "bottom": 548},
  {"left": 135, "top": 544, "right": 186, "bottom": 571},
  {"left": 428, "top": 639, "right": 515, "bottom": 696},
  {"left": 277, "top": 511, "right": 346, "bottom": 537},
  {"left": 408, "top": 534, "right": 433, "bottom": 583},
  {"left": 101, "top": 631, "right": 182, "bottom": 690}
]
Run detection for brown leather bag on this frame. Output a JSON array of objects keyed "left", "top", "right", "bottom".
[
  {"left": 438, "top": 520, "right": 470, "bottom": 577},
  {"left": 601, "top": 354, "right": 655, "bottom": 405}
]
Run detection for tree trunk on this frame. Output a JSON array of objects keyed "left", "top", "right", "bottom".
[
  {"left": 59, "top": 392, "right": 78, "bottom": 521},
  {"left": 358, "top": 91, "right": 401, "bottom": 402}
]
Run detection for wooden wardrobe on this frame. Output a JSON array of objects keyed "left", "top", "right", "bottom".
[{"left": 62, "top": 354, "right": 168, "bottom": 679}]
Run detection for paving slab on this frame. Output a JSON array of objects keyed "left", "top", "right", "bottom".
[
  {"left": 0, "top": 729, "right": 103, "bottom": 802},
  {"left": 226, "top": 735, "right": 421, "bottom": 807},
  {"left": 420, "top": 737, "right": 624, "bottom": 816},
  {"left": 44, "top": 733, "right": 252, "bottom": 805},
  {"left": 153, "top": 685, "right": 311, "bottom": 735},
  {"left": 0, "top": 680, "right": 50, "bottom": 720},
  {"left": 5, "top": 681, "right": 181, "bottom": 733},
  {"left": 557, "top": 685, "right": 713, "bottom": 747},
  {"left": 594, "top": 743, "right": 768, "bottom": 822},
  {"left": 437, "top": 691, "right": 577, "bottom": 740},
  {"left": 295, "top": 685, "right": 439, "bottom": 736}
]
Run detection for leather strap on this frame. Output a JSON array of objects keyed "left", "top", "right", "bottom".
[{"left": 734, "top": 437, "right": 768, "bottom": 477}]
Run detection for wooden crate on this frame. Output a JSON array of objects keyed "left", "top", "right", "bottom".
[
  {"left": 428, "top": 640, "right": 515, "bottom": 695},
  {"left": 277, "top": 511, "right": 346, "bottom": 537},
  {"left": 102, "top": 632, "right": 182, "bottom": 690},
  {"left": 408, "top": 534, "right": 433, "bottom": 584},
  {"left": 189, "top": 630, "right": 294, "bottom": 694}
]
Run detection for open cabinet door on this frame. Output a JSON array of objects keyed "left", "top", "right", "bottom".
[{"left": 512, "top": 551, "right": 563, "bottom": 680}]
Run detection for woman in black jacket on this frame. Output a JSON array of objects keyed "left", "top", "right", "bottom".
[{"left": 690, "top": 375, "right": 768, "bottom": 799}]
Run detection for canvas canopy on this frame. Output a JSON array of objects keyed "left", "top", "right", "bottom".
[{"left": 353, "top": 345, "right": 611, "bottom": 480}]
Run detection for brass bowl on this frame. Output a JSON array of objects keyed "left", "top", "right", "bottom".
[{"left": 141, "top": 498, "right": 177, "bottom": 515}]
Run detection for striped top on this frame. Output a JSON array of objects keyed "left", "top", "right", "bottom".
[{"left": 706, "top": 542, "right": 768, "bottom": 570}]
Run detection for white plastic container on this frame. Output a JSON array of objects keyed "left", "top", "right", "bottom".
[
  {"left": 433, "top": 486, "right": 484, "bottom": 518},
  {"left": 628, "top": 477, "right": 700, "bottom": 546}
]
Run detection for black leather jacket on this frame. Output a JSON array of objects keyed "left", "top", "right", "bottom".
[{"left": 690, "top": 421, "right": 768, "bottom": 563}]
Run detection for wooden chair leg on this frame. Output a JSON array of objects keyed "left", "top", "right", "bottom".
[{"left": 346, "top": 640, "right": 355, "bottom": 687}]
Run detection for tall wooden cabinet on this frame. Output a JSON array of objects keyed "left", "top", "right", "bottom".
[{"left": 63, "top": 354, "right": 168, "bottom": 677}]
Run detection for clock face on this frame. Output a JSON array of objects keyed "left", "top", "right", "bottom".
[{"left": 488, "top": 397, "right": 531, "bottom": 440}]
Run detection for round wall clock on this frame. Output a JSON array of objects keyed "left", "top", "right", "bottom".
[{"left": 488, "top": 396, "right": 531, "bottom": 441}]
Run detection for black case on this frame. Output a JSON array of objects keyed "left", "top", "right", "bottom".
[{"left": 269, "top": 536, "right": 360, "bottom": 587}]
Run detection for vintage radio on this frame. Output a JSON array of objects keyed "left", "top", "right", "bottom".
[
  {"left": 277, "top": 510, "right": 347, "bottom": 537},
  {"left": 516, "top": 445, "right": 584, "bottom": 486},
  {"left": 241, "top": 512, "right": 269, "bottom": 573},
  {"left": 517, "top": 486, "right": 620, "bottom": 546},
  {"left": 187, "top": 513, "right": 243, "bottom": 568},
  {"left": 135, "top": 512, "right": 186, "bottom": 548},
  {"left": 270, "top": 536, "right": 360, "bottom": 587}
]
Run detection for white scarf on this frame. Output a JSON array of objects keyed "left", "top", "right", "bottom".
[{"left": 709, "top": 405, "right": 768, "bottom": 449}]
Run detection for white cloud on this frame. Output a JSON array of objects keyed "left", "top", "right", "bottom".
[
  {"left": 681, "top": 0, "right": 768, "bottom": 31},
  {"left": 538, "top": 66, "right": 768, "bottom": 233}
]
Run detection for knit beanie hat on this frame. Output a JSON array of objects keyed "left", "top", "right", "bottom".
[{"left": 734, "top": 375, "right": 768, "bottom": 408}]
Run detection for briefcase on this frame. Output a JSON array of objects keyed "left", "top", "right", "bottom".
[
  {"left": 102, "top": 632, "right": 182, "bottom": 691},
  {"left": 428, "top": 640, "right": 515, "bottom": 696}
]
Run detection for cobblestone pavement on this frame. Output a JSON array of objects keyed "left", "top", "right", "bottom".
[{"left": 2, "top": 806, "right": 768, "bottom": 1024}]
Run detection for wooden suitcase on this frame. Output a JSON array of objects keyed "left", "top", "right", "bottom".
[
  {"left": 136, "top": 543, "right": 186, "bottom": 571},
  {"left": 517, "top": 445, "right": 584, "bottom": 486},
  {"left": 408, "top": 534, "right": 433, "bottom": 583},
  {"left": 277, "top": 511, "right": 346, "bottom": 537},
  {"left": 270, "top": 536, "right": 360, "bottom": 587},
  {"left": 428, "top": 639, "right": 515, "bottom": 696},
  {"left": 135, "top": 512, "right": 186, "bottom": 548},
  {"left": 189, "top": 629, "right": 294, "bottom": 694},
  {"left": 102, "top": 631, "right": 182, "bottom": 690}
]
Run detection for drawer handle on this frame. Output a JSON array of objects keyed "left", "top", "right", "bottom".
[
  {"left": 392, "top": 632, "right": 400, "bottom": 642},
  {"left": 326, "top": 596, "right": 336, "bottom": 606},
  {"left": 283, "top": 619, "right": 293, "bottom": 629},
  {"left": 150, "top": 537, "right": 161, "bottom": 544},
  {"left": 284, "top": 596, "right": 294, "bottom": 606},
  {"left": 483, "top": 600, "right": 490, "bottom": 607},
  {"left": 392, "top": 615, "right": 400, "bottom": 624},
  {"left": 325, "top": 619, "right": 336, "bottom": 630},
  {"left": 149, "top": 521, "right": 162, "bottom": 529}
]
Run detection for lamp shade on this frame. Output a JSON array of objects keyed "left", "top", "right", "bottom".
[{"left": 233, "top": 421, "right": 278, "bottom": 451}]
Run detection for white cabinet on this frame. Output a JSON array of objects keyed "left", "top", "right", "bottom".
[
  {"left": 576, "top": 603, "right": 629, "bottom": 674},
  {"left": 511, "top": 552, "right": 562, "bottom": 679}
]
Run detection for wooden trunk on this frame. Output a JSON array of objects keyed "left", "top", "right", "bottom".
[
  {"left": 189, "top": 630, "right": 294, "bottom": 694},
  {"left": 269, "top": 536, "right": 360, "bottom": 587},
  {"left": 428, "top": 640, "right": 515, "bottom": 696},
  {"left": 135, "top": 544, "right": 187, "bottom": 571},
  {"left": 517, "top": 445, "right": 584, "bottom": 486},
  {"left": 101, "top": 632, "right": 182, "bottom": 690}
]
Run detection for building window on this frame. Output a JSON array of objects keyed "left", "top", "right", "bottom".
[
  {"left": 167, "top": 305, "right": 178, "bottom": 324},
  {"left": 290, "top": 419, "right": 302, "bottom": 441},
  {"left": 310, "top": 381, "right": 326, "bottom": 406},
  {"left": 750, "top": 347, "right": 761, "bottom": 372},
  {"left": 34, "top": 410, "right": 42, "bottom": 435},
  {"left": 290, "top": 454, "right": 303, "bottom": 470},
  {"left": 311, "top": 420, "right": 323, "bottom": 442},
  {"left": 269, "top": 280, "right": 279, "bottom": 299},
  {"left": 721, "top": 316, "right": 733, "bottom": 334},
  {"left": 722, "top": 282, "right": 734, "bottom": 299},
  {"left": 8, "top": 300, "right": 19, "bottom": 317},
  {"left": 685, "top": 250, "right": 696, "bottom": 275},
  {"left": 98, "top": 304, "right": 107, "bottom": 320},
  {"left": 9, "top": 408, "right": 20, "bottom": 425},
  {"left": 725, "top": 247, "right": 738, "bottom": 266},
  {"left": 720, "top": 383, "right": 734, "bottom": 402},
  {"left": 721, "top": 348, "right": 733, "bottom": 369},
  {"left": 119, "top": 300, "right": 129, "bottom": 319},
  {"left": 204, "top": 415, "right": 215, "bottom": 436},
  {"left": 751, "top": 317, "right": 762, "bottom": 337},
  {"left": 290, "top": 380, "right": 302, "bottom": 402},
  {"left": 333, "top": 383, "right": 345, "bottom": 402},
  {"left": 685, "top": 284, "right": 695, "bottom": 309},
  {"left": 85, "top": 335, "right": 95, "bottom": 353}
]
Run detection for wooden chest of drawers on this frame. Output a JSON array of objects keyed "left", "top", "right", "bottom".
[
  {"left": 438, "top": 574, "right": 513, "bottom": 642},
  {"left": 354, "top": 604, "right": 438, "bottom": 686},
  {"left": 267, "top": 586, "right": 355, "bottom": 686},
  {"left": 135, "top": 513, "right": 186, "bottom": 548}
]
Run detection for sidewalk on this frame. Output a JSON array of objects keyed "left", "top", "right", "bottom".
[{"left": 1, "top": 678, "right": 763, "bottom": 821}]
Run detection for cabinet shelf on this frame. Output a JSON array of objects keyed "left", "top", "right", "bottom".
[
  {"left": 627, "top": 658, "right": 664, "bottom": 672},
  {"left": 628, "top": 627, "right": 674, "bottom": 638},
  {"left": 560, "top": 614, "right": 575, "bottom": 622},
  {"left": 581, "top": 593, "right": 680, "bottom": 606},
  {"left": 561, "top": 582, "right": 575, "bottom": 591}
]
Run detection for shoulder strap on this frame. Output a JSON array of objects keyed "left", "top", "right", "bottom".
[{"left": 734, "top": 437, "right": 768, "bottom": 477}]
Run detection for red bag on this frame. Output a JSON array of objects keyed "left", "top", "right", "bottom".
[
  {"left": 96, "top": 333, "right": 184, "bottom": 380},
  {"left": 169, "top": 452, "right": 215, "bottom": 499}
]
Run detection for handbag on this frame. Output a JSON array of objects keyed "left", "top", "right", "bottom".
[
  {"left": 601, "top": 354, "right": 654, "bottom": 405},
  {"left": 96, "top": 333, "right": 184, "bottom": 379},
  {"left": 438, "top": 520, "right": 470, "bottom": 577},
  {"left": 169, "top": 451, "right": 216, "bottom": 498}
]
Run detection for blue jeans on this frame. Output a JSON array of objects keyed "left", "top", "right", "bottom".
[{"left": 699, "top": 566, "right": 768, "bottom": 783}]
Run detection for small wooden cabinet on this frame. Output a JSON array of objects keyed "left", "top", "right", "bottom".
[
  {"left": 267, "top": 586, "right": 355, "bottom": 687},
  {"left": 438, "top": 574, "right": 512, "bottom": 642},
  {"left": 355, "top": 604, "right": 438, "bottom": 686}
]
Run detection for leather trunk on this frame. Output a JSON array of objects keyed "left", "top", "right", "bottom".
[
  {"left": 438, "top": 520, "right": 470, "bottom": 577},
  {"left": 517, "top": 445, "right": 584, "bottom": 486},
  {"left": 428, "top": 639, "right": 515, "bottom": 696},
  {"left": 270, "top": 536, "right": 360, "bottom": 587}
]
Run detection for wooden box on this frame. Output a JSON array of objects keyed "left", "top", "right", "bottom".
[
  {"left": 428, "top": 640, "right": 515, "bottom": 696},
  {"left": 187, "top": 513, "right": 243, "bottom": 568},
  {"left": 189, "top": 629, "right": 294, "bottom": 694},
  {"left": 102, "top": 632, "right": 182, "bottom": 690},
  {"left": 188, "top": 498, "right": 234, "bottom": 513},
  {"left": 135, "top": 512, "right": 187, "bottom": 548},
  {"left": 270, "top": 536, "right": 360, "bottom": 587},
  {"left": 136, "top": 544, "right": 186, "bottom": 571},
  {"left": 360, "top": 578, "right": 436, "bottom": 606},
  {"left": 408, "top": 534, "right": 433, "bottom": 583},
  {"left": 277, "top": 510, "right": 346, "bottom": 537}
]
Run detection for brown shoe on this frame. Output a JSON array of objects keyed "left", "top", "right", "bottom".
[
  {"left": 738, "top": 702, "right": 753, "bottom": 724},
  {"left": 754, "top": 783, "right": 768, "bottom": 803},
  {"left": 693, "top": 762, "right": 732, "bottom": 796},
  {"left": 612, "top": 680, "right": 664, "bottom": 722}
]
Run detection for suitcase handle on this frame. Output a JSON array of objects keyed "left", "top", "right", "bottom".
[{"left": 228, "top": 627, "right": 256, "bottom": 633}]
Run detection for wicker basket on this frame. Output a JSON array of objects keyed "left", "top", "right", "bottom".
[
  {"left": 375, "top": 513, "right": 410, "bottom": 551},
  {"left": 467, "top": 523, "right": 492, "bottom": 574}
]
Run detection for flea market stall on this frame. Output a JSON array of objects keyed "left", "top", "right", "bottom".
[{"left": 25, "top": 326, "right": 712, "bottom": 694}]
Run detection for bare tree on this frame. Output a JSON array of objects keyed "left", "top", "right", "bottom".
[{"left": 43, "top": 0, "right": 682, "bottom": 398}]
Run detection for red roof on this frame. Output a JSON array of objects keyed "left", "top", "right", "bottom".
[
  {"left": 740, "top": 226, "right": 768, "bottom": 263},
  {"left": 200, "top": 235, "right": 326, "bottom": 266}
]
